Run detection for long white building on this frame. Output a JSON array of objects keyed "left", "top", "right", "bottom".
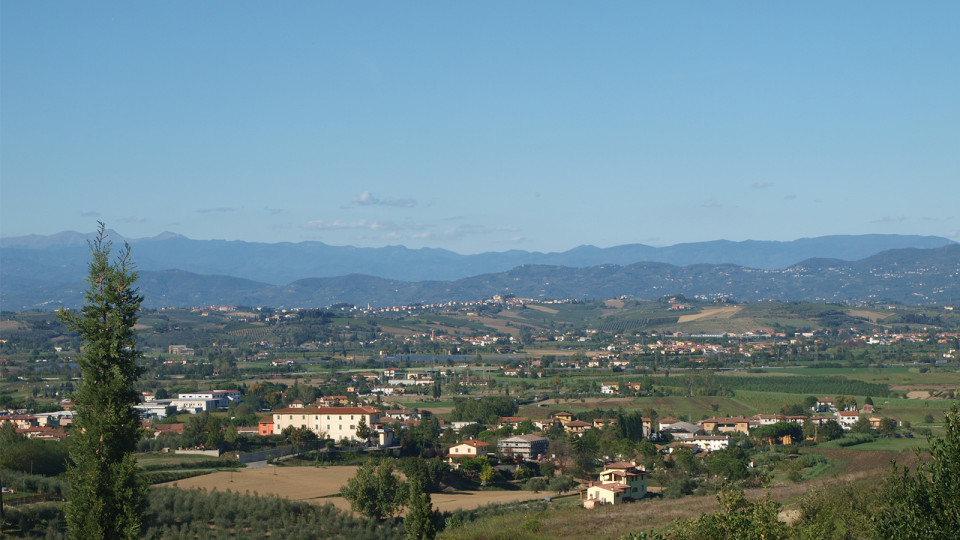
[
  {"left": 177, "top": 390, "right": 241, "bottom": 408},
  {"left": 272, "top": 406, "right": 381, "bottom": 443}
]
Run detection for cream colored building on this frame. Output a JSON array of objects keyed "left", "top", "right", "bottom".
[
  {"left": 272, "top": 406, "right": 380, "bottom": 442},
  {"left": 583, "top": 462, "right": 649, "bottom": 508}
]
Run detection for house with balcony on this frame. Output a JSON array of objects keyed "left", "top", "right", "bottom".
[{"left": 582, "top": 462, "right": 649, "bottom": 508}]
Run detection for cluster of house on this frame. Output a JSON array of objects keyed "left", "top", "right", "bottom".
[
  {"left": 134, "top": 389, "right": 242, "bottom": 419},
  {"left": 443, "top": 416, "right": 651, "bottom": 509},
  {"left": 438, "top": 400, "right": 904, "bottom": 509},
  {"left": 0, "top": 410, "right": 74, "bottom": 440}
]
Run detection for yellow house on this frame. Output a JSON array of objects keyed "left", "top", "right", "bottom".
[
  {"left": 446, "top": 439, "right": 490, "bottom": 466},
  {"left": 564, "top": 420, "right": 593, "bottom": 436},
  {"left": 583, "top": 462, "right": 649, "bottom": 508}
]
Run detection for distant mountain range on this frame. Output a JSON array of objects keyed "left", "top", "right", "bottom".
[{"left": 1, "top": 232, "right": 957, "bottom": 309}]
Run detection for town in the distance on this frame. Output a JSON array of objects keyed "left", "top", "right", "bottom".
[{"left": 3, "top": 290, "right": 959, "bottom": 536}]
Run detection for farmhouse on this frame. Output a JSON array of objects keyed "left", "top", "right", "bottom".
[
  {"left": 836, "top": 410, "right": 860, "bottom": 429},
  {"left": 600, "top": 382, "right": 620, "bottom": 395},
  {"left": 446, "top": 439, "right": 490, "bottom": 465},
  {"left": 582, "top": 461, "right": 649, "bottom": 508},
  {"left": 698, "top": 417, "right": 751, "bottom": 435},
  {"left": 564, "top": 420, "right": 593, "bottom": 436}
]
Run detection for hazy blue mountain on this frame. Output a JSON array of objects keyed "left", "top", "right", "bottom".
[
  {"left": 1, "top": 231, "right": 953, "bottom": 290},
  {"left": 4, "top": 244, "right": 958, "bottom": 310}
]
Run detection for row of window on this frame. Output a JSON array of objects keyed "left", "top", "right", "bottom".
[{"left": 288, "top": 415, "right": 364, "bottom": 421}]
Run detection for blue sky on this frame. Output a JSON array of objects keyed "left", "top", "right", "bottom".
[{"left": 2, "top": 2, "right": 958, "bottom": 253}]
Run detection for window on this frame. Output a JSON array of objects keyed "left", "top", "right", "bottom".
[{"left": 350, "top": 425, "right": 355, "bottom": 430}]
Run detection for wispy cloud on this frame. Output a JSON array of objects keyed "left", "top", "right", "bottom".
[
  {"left": 197, "top": 207, "right": 236, "bottom": 214},
  {"left": 303, "top": 219, "right": 397, "bottom": 231},
  {"left": 410, "top": 223, "right": 511, "bottom": 242},
  {"left": 121, "top": 216, "right": 146, "bottom": 223},
  {"left": 871, "top": 215, "right": 907, "bottom": 224},
  {"left": 752, "top": 182, "right": 772, "bottom": 189},
  {"left": 701, "top": 200, "right": 722, "bottom": 209},
  {"left": 353, "top": 190, "right": 417, "bottom": 208},
  {"left": 785, "top": 194, "right": 797, "bottom": 200}
]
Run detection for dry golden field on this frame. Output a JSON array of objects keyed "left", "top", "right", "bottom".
[{"left": 160, "top": 466, "right": 547, "bottom": 514}]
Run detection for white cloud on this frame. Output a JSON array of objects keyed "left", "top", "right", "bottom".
[
  {"left": 197, "top": 207, "right": 236, "bottom": 214},
  {"left": 353, "top": 190, "right": 417, "bottom": 208},
  {"left": 701, "top": 200, "right": 722, "bottom": 208},
  {"left": 303, "top": 219, "right": 397, "bottom": 231},
  {"left": 752, "top": 182, "right": 772, "bottom": 189}
]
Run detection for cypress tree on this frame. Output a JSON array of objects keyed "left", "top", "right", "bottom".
[
  {"left": 404, "top": 473, "right": 436, "bottom": 540},
  {"left": 57, "top": 223, "right": 146, "bottom": 539}
]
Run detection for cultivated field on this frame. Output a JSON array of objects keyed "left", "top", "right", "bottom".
[
  {"left": 676, "top": 305, "right": 742, "bottom": 323},
  {"left": 160, "top": 466, "right": 547, "bottom": 514}
]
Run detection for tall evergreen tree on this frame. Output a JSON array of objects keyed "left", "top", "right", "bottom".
[
  {"left": 405, "top": 473, "right": 437, "bottom": 540},
  {"left": 57, "top": 224, "right": 146, "bottom": 539}
]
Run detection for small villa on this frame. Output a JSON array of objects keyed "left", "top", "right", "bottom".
[
  {"left": 582, "top": 461, "right": 649, "bottom": 508},
  {"left": 446, "top": 439, "right": 490, "bottom": 466}
]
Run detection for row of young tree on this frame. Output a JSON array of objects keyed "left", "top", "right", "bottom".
[{"left": 3, "top": 485, "right": 405, "bottom": 539}]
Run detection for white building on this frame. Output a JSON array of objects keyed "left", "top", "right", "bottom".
[
  {"left": 177, "top": 390, "right": 241, "bottom": 408},
  {"left": 170, "top": 398, "right": 220, "bottom": 414},
  {"left": 272, "top": 406, "right": 382, "bottom": 443},
  {"left": 689, "top": 435, "right": 732, "bottom": 452}
]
